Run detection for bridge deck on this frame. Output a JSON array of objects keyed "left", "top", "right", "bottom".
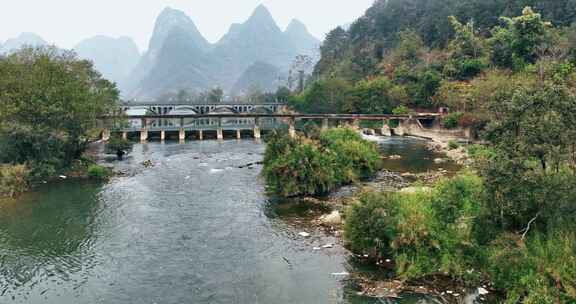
[{"left": 100, "top": 113, "right": 440, "bottom": 120}]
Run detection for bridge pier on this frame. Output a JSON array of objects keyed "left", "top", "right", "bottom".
[
  {"left": 199, "top": 130, "right": 204, "bottom": 140},
  {"left": 352, "top": 118, "right": 361, "bottom": 130},
  {"left": 217, "top": 128, "right": 224, "bottom": 140},
  {"left": 122, "top": 132, "right": 127, "bottom": 140},
  {"left": 236, "top": 129, "right": 241, "bottom": 140},
  {"left": 288, "top": 118, "right": 296, "bottom": 138},
  {"left": 140, "top": 130, "right": 148, "bottom": 142},
  {"left": 253, "top": 126, "right": 261, "bottom": 139},
  {"left": 322, "top": 118, "right": 329, "bottom": 130},
  {"left": 140, "top": 118, "right": 148, "bottom": 142},
  {"left": 101, "top": 129, "right": 111, "bottom": 141},
  {"left": 179, "top": 128, "right": 186, "bottom": 141},
  {"left": 381, "top": 119, "right": 392, "bottom": 137},
  {"left": 160, "top": 130, "right": 166, "bottom": 141}
]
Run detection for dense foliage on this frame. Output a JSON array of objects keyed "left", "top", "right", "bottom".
[
  {"left": 0, "top": 164, "right": 30, "bottom": 197},
  {"left": 263, "top": 128, "right": 381, "bottom": 197},
  {"left": 331, "top": 6, "right": 576, "bottom": 300},
  {"left": 345, "top": 174, "right": 484, "bottom": 282},
  {"left": 300, "top": 3, "right": 576, "bottom": 120},
  {"left": 0, "top": 47, "right": 119, "bottom": 194}
]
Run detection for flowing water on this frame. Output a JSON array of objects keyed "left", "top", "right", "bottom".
[{"left": 0, "top": 138, "right": 467, "bottom": 304}]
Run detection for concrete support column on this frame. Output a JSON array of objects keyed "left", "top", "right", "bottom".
[
  {"left": 217, "top": 128, "right": 224, "bottom": 140},
  {"left": 254, "top": 117, "right": 262, "bottom": 139},
  {"left": 236, "top": 129, "right": 241, "bottom": 140},
  {"left": 381, "top": 125, "right": 392, "bottom": 137},
  {"left": 101, "top": 129, "right": 111, "bottom": 141},
  {"left": 122, "top": 132, "right": 128, "bottom": 140},
  {"left": 288, "top": 118, "right": 296, "bottom": 138},
  {"left": 160, "top": 130, "right": 166, "bottom": 141},
  {"left": 322, "top": 118, "right": 329, "bottom": 130},
  {"left": 395, "top": 120, "right": 406, "bottom": 136},
  {"left": 179, "top": 128, "right": 186, "bottom": 141},
  {"left": 352, "top": 118, "right": 361, "bottom": 130},
  {"left": 253, "top": 127, "right": 261, "bottom": 139},
  {"left": 199, "top": 130, "right": 204, "bottom": 140},
  {"left": 140, "top": 118, "right": 148, "bottom": 142},
  {"left": 381, "top": 119, "right": 392, "bottom": 136},
  {"left": 140, "top": 130, "right": 148, "bottom": 142}
]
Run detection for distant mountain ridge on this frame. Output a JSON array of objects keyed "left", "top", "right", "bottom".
[
  {"left": 74, "top": 36, "right": 141, "bottom": 91},
  {"left": 0, "top": 33, "right": 47, "bottom": 54},
  {"left": 127, "top": 5, "right": 320, "bottom": 99},
  {"left": 1, "top": 5, "right": 320, "bottom": 99}
]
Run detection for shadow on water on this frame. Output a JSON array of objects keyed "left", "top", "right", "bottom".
[{"left": 374, "top": 137, "right": 460, "bottom": 173}]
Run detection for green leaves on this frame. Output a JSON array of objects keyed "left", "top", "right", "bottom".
[
  {"left": 263, "top": 128, "right": 382, "bottom": 197},
  {"left": 0, "top": 46, "right": 119, "bottom": 180}
]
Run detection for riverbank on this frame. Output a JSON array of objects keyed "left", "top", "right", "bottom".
[{"left": 272, "top": 130, "right": 493, "bottom": 303}]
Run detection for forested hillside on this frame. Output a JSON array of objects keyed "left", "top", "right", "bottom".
[
  {"left": 294, "top": 0, "right": 576, "bottom": 117},
  {"left": 314, "top": 0, "right": 576, "bottom": 81}
]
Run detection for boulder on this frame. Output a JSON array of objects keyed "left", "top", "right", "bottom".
[{"left": 320, "top": 211, "right": 342, "bottom": 225}]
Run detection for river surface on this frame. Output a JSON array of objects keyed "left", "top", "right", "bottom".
[{"left": 0, "top": 138, "right": 460, "bottom": 304}]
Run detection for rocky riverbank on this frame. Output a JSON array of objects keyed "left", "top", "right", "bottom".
[{"left": 279, "top": 134, "right": 492, "bottom": 303}]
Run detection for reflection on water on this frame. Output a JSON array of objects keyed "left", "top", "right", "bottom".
[
  {"left": 370, "top": 136, "right": 460, "bottom": 173},
  {"left": 0, "top": 139, "right": 456, "bottom": 304}
]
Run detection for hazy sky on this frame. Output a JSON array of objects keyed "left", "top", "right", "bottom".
[{"left": 0, "top": 0, "right": 375, "bottom": 51}]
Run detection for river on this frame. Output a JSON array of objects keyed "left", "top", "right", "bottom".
[{"left": 0, "top": 138, "right": 466, "bottom": 304}]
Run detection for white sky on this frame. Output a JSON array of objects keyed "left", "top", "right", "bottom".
[{"left": 0, "top": 0, "right": 375, "bottom": 52}]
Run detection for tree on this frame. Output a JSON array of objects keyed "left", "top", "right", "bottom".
[
  {"left": 207, "top": 87, "right": 224, "bottom": 103},
  {"left": 300, "top": 78, "right": 351, "bottom": 113},
  {"left": 345, "top": 77, "right": 405, "bottom": 114},
  {"left": 444, "top": 16, "right": 487, "bottom": 80},
  {"left": 288, "top": 55, "right": 314, "bottom": 92},
  {"left": 275, "top": 87, "right": 291, "bottom": 103},
  {"left": 488, "top": 7, "right": 551, "bottom": 69},
  {"left": 481, "top": 82, "right": 576, "bottom": 231},
  {"left": 0, "top": 46, "right": 118, "bottom": 177}
]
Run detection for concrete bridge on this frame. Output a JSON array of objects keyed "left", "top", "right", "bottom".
[
  {"left": 120, "top": 102, "right": 287, "bottom": 116},
  {"left": 99, "top": 113, "right": 442, "bottom": 142}
]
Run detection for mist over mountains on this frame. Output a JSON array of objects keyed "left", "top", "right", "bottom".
[
  {"left": 1, "top": 5, "right": 320, "bottom": 100},
  {"left": 130, "top": 5, "right": 320, "bottom": 99},
  {"left": 0, "top": 33, "right": 47, "bottom": 54}
]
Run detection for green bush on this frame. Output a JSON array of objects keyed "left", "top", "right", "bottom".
[
  {"left": 442, "top": 112, "right": 464, "bottom": 129},
  {"left": 392, "top": 105, "right": 410, "bottom": 115},
  {"left": 263, "top": 135, "right": 339, "bottom": 197},
  {"left": 445, "top": 58, "right": 487, "bottom": 80},
  {"left": 105, "top": 137, "right": 133, "bottom": 154},
  {"left": 0, "top": 164, "right": 30, "bottom": 197},
  {"left": 448, "top": 140, "right": 459, "bottom": 150},
  {"left": 344, "top": 173, "right": 485, "bottom": 282},
  {"left": 263, "top": 128, "right": 382, "bottom": 197},
  {"left": 87, "top": 165, "right": 110, "bottom": 180},
  {"left": 487, "top": 232, "right": 576, "bottom": 303}
]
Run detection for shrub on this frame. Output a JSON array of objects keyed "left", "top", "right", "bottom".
[
  {"left": 344, "top": 191, "right": 397, "bottom": 256},
  {"left": 487, "top": 232, "right": 576, "bottom": 303},
  {"left": 263, "top": 128, "right": 382, "bottom": 197},
  {"left": 87, "top": 165, "right": 110, "bottom": 180},
  {"left": 448, "top": 140, "right": 459, "bottom": 150},
  {"left": 442, "top": 112, "right": 464, "bottom": 129},
  {"left": 445, "top": 58, "right": 487, "bottom": 80},
  {"left": 263, "top": 135, "right": 338, "bottom": 196},
  {"left": 105, "top": 137, "right": 133, "bottom": 154},
  {"left": 344, "top": 173, "right": 485, "bottom": 282},
  {"left": 392, "top": 105, "right": 410, "bottom": 115},
  {"left": 0, "top": 164, "right": 30, "bottom": 197}
]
